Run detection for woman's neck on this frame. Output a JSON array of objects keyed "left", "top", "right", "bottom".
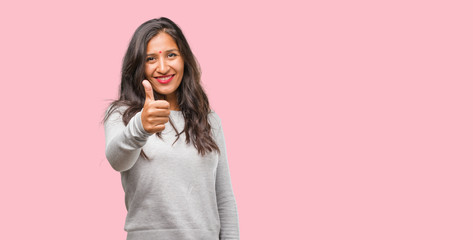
[{"left": 166, "top": 93, "right": 179, "bottom": 111}]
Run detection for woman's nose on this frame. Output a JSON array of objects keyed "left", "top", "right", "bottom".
[{"left": 157, "top": 57, "right": 169, "bottom": 73}]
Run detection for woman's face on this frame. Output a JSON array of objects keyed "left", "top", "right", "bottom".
[{"left": 144, "top": 32, "right": 184, "bottom": 101}]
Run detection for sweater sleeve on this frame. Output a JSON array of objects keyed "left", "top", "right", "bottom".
[
  {"left": 104, "top": 107, "right": 152, "bottom": 172},
  {"left": 214, "top": 118, "right": 240, "bottom": 240}
]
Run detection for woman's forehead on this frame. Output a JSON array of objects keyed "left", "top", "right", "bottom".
[{"left": 147, "top": 32, "right": 179, "bottom": 51}]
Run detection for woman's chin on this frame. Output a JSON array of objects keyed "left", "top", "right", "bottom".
[{"left": 157, "top": 90, "right": 177, "bottom": 99}]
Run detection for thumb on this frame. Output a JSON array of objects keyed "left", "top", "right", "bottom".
[{"left": 142, "top": 80, "right": 155, "bottom": 102}]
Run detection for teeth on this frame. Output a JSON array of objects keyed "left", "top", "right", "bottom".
[{"left": 157, "top": 75, "right": 172, "bottom": 80}]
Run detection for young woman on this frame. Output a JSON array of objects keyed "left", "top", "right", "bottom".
[{"left": 103, "top": 17, "right": 239, "bottom": 240}]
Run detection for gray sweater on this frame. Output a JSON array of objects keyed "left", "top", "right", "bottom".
[{"left": 104, "top": 107, "right": 239, "bottom": 240}]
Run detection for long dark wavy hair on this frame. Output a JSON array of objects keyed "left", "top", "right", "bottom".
[{"left": 103, "top": 17, "right": 219, "bottom": 157}]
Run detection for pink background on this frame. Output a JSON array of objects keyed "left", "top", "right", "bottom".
[{"left": 1, "top": 0, "right": 472, "bottom": 239}]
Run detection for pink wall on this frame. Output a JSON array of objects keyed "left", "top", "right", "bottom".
[{"left": 1, "top": 0, "right": 472, "bottom": 239}]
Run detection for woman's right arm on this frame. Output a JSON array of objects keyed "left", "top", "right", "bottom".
[{"left": 104, "top": 107, "right": 152, "bottom": 172}]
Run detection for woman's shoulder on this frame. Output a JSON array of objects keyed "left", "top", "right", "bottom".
[
  {"left": 106, "top": 104, "right": 127, "bottom": 114},
  {"left": 104, "top": 103, "right": 129, "bottom": 124},
  {"left": 208, "top": 110, "right": 224, "bottom": 136},
  {"left": 208, "top": 110, "right": 222, "bottom": 126}
]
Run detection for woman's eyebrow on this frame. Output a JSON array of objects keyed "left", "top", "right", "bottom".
[{"left": 147, "top": 49, "right": 179, "bottom": 55}]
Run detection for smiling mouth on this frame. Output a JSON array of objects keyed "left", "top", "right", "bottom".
[{"left": 155, "top": 74, "right": 174, "bottom": 84}]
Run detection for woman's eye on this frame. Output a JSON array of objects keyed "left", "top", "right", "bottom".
[
  {"left": 168, "top": 53, "right": 177, "bottom": 58},
  {"left": 146, "top": 57, "right": 155, "bottom": 62}
]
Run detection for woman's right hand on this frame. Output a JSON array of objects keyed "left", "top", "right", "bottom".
[{"left": 141, "top": 80, "right": 170, "bottom": 134}]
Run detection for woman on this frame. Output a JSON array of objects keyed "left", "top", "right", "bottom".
[{"left": 103, "top": 17, "right": 240, "bottom": 240}]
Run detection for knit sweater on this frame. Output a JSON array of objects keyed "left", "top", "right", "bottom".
[{"left": 104, "top": 106, "right": 240, "bottom": 240}]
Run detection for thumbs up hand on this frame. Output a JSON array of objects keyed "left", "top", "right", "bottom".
[{"left": 141, "top": 80, "right": 170, "bottom": 134}]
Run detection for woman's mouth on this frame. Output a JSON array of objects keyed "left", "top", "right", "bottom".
[{"left": 155, "top": 74, "right": 174, "bottom": 84}]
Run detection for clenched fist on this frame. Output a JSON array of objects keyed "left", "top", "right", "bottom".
[{"left": 141, "top": 80, "right": 170, "bottom": 134}]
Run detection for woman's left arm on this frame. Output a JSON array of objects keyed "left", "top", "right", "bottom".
[{"left": 214, "top": 119, "right": 240, "bottom": 240}]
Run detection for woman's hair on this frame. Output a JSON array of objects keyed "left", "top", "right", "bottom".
[{"left": 103, "top": 17, "right": 219, "bottom": 156}]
